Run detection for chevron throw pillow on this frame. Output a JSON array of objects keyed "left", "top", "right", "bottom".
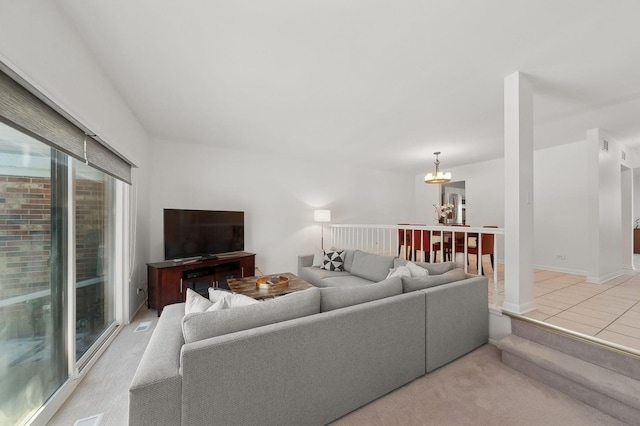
[{"left": 321, "top": 250, "right": 345, "bottom": 271}]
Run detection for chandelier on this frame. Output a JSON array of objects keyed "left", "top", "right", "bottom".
[{"left": 424, "top": 151, "right": 451, "bottom": 184}]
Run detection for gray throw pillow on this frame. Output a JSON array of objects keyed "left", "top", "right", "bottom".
[
  {"left": 350, "top": 250, "right": 396, "bottom": 282},
  {"left": 401, "top": 268, "right": 467, "bottom": 292},
  {"left": 182, "top": 287, "right": 321, "bottom": 344},
  {"left": 319, "top": 277, "right": 402, "bottom": 312}
]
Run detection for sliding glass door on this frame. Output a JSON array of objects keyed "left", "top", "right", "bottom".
[
  {"left": 0, "top": 124, "right": 66, "bottom": 424},
  {"left": 0, "top": 121, "right": 118, "bottom": 424},
  {"left": 74, "top": 160, "right": 116, "bottom": 362}
]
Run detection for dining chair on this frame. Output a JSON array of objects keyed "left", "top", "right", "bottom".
[
  {"left": 432, "top": 224, "right": 469, "bottom": 262},
  {"left": 397, "top": 224, "right": 411, "bottom": 258},
  {"left": 410, "top": 227, "right": 430, "bottom": 262},
  {"left": 467, "top": 225, "right": 498, "bottom": 274}
]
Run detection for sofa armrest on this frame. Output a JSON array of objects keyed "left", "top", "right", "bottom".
[
  {"left": 422, "top": 275, "right": 488, "bottom": 372},
  {"left": 298, "top": 254, "right": 314, "bottom": 271},
  {"left": 129, "top": 303, "right": 185, "bottom": 426}
]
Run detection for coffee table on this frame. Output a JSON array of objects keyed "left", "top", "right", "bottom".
[{"left": 227, "top": 272, "right": 314, "bottom": 300}]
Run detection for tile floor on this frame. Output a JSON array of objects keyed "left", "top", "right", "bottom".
[{"left": 472, "top": 256, "right": 640, "bottom": 353}]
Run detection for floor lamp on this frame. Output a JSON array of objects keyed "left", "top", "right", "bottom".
[{"left": 314, "top": 209, "right": 331, "bottom": 250}]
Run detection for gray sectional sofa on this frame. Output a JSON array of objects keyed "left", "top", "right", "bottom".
[
  {"left": 129, "top": 250, "right": 488, "bottom": 426},
  {"left": 298, "top": 249, "right": 474, "bottom": 291}
]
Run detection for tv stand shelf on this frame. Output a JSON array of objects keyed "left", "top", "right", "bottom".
[{"left": 147, "top": 251, "right": 255, "bottom": 316}]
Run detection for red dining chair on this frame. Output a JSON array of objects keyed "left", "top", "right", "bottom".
[
  {"left": 410, "top": 227, "right": 431, "bottom": 262},
  {"left": 433, "top": 224, "right": 469, "bottom": 262},
  {"left": 397, "top": 224, "right": 411, "bottom": 258},
  {"left": 468, "top": 225, "right": 498, "bottom": 274}
]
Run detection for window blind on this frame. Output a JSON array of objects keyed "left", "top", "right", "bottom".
[{"left": 0, "top": 65, "right": 133, "bottom": 184}]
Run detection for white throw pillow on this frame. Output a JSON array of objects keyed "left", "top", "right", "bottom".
[
  {"left": 405, "top": 261, "right": 429, "bottom": 277},
  {"left": 208, "top": 288, "right": 232, "bottom": 303},
  {"left": 312, "top": 251, "right": 324, "bottom": 267},
  {"left": 186, "top": 288, "right": 217, "bottom": 314},
  {"left": 206, "top": 299, "right": 226, "bottom": 312},
  {"left": 208, "top": 287, "right": 259, "bottom": 309},
  {"left": 386, "top": 265, "right": 411, "bottom": 279},
  {"left": 222, "top": 292, "right": 260, "bottom": 308}
]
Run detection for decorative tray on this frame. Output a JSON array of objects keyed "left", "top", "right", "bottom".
[{"left": 255, "top": 275, "right": 289, "bottom": 290}]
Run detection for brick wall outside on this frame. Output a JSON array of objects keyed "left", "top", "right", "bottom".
[
  {"left": 0, "top": 174, "right": 107, "bottom": 339},
  {"left": 0, "top": 175, "right": 51, "bottom": 339},
  {"left": 75, "top": 178, "right": 107, "bottom": 333}
]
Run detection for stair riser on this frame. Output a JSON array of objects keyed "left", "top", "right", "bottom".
[
  {"left": 511, "top": 319, "right": 640, "bottom": 381},
  {"left": 502, "top": 351, "right": 640, "bottom": 425}
]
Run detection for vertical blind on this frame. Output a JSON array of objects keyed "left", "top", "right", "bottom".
[{"left": 0, "top": 64, "right": 133, "bottom": 184}]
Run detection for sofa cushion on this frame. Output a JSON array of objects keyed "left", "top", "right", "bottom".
[
  {"left": 320, "top": 277, "right": 402, "bottom": 312},
  {"left": 394, "top": 258, "right": 460, "bottom": 275},
  {"left": 321, "top": 250, "right": 345, "bottom": 271},
  {"left": 182, "top": 287, "right": 321, "bottom": 344},
  {"left": 350, "top": 250, "right": 396, "bottom": 282},
  {"left": 401, "top": 268, "right": 467, "bottom": 292},
  {"left": 321, "top": 275, "right": 377, "bottom": 288},
  {"left": 298, "top": 266, "right": 351, "bottom": 288},
  {"left": 342, "top": 249, "right": 356, "bottom": 272}
]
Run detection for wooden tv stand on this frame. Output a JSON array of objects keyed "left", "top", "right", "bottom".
[{"left": 147, "top": 251, "right": 256, "bottom": 316}]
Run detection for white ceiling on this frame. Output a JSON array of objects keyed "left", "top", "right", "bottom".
[{"left": 55, "top": 0, "right": 640, "bottom": 174}]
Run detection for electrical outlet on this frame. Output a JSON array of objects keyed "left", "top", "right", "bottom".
[
  {"left": 555, "top": 255, "right": 566, "bottom": 260},
  {"left": 136, "top": 288, "right": 143, "bottom": 294}
]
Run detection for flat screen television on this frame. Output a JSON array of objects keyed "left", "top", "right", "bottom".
[{"left": 163, "top": 209, "right": 244, "bottom": 260}]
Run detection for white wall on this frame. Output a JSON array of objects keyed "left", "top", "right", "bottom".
[
  {"left": 0, "top": 0, "right": 152, "bottom": 319},
  {"left": 415, "top": 157, "right": 505, "bottom": 227},
  {"left": 149, "top": 139, "right": 416, "bottom": 274},
  {"left": 414, "top": 141, "right": 594, "bottom": 274},
  {"left": 533, "top": 141, "right": 589, "bottom": 274}
]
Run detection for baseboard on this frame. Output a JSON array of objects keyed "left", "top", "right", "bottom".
[
  {"left": 586, "top": 270, "right": 624, "bottom": 284},
  {"left": 533, "top": 264, "right": 587, "bottom": 276},
  {"left": 129, "top": 299, "right": 147, "bottom": 323}
]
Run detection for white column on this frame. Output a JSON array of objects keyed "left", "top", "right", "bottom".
[
  {"left": 586, "top": 128, "right": 624, "bottom": 283},
  {"left": 502, "top": 72, "right": 535, "bottom": 314},
  {"left": 621, "top": 166, "right": 633, "bottom": 270}
]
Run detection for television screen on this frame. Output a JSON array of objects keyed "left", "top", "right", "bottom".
[{"left": 163, "top": 209, "right": 244, "bottom": 260}]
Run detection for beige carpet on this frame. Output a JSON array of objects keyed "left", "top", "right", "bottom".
[
  {"left": 332, "top": 344, "right": 626, "bottom": 426},
  {"left": 49, "top": 306, "right": 624, "bottom": 425},
  {"left": 48, "top": 307, "right": 158, "bottom": 426}
]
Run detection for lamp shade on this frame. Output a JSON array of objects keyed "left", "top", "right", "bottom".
[
  {"left": 314, "top": 209, "right": 331, "bottom": 222},
  {"left": 424, "top": 171, "right": 452, "bottom": 184}
]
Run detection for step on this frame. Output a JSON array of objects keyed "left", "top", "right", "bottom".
[
  {"left": 498, "top": 334, "right": 640, "bottom": 424},
  {"left": 511, "top": 318, "right": 640, "bottom": 381}
]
